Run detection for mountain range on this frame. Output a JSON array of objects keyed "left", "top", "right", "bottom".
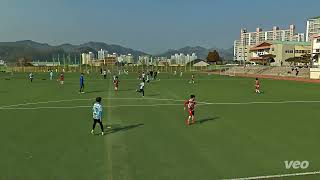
[{"left": 0, "top": 40, "right": 233, "bottom": 63}]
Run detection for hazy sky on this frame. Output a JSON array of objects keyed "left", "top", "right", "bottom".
[{"left": 0, "top": 0, "right": 319, "bottom": 54}]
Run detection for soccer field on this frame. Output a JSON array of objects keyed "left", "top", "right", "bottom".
[{"left": 0, "top": 72, "right": 320, "bottom": 180}]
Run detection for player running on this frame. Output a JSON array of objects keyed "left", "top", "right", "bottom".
[
  {"left": 184, "top": 95, "right": 196, "bottom": 125},
  {"left": 255, "top": 78, "right": 261, "bottom": 94},
  {"left": 29, "top": 72, "right": 34, "bottom": 82},
  {"left": 136, "top": 81, "right": 145, "bottom": 97},
  {"left": 113, "top": 76, "right": 120, "bottom": 91},
  {"left": 79, "top": 73, "right": 85, "bottom": 94},
  {"left": 91, "top": 97, "right": 104, "bottom": 136}
]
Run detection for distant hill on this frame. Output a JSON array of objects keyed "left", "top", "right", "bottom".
[
  {"left": 0, "top": 40, "right": 148, "bottom": 63},
  {"left": 0, "top": 40, "right": 233, "bottom": 64},
  {"left": 157, "top": 46, "right": 233, "bottom": 62}
]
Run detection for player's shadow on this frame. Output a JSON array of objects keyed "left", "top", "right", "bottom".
[
  {"left": 195, "top": 117, "right": 219, "bottom": 124},
  {"left": 106, "top": 123, "right": 144, "bottom": 134}
]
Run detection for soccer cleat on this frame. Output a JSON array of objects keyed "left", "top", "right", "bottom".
[
  {"left": 91, "top": 130, "right": 94, "bottom": 134},
  {"left": 101, "top": 132, "right": 104, "bottom": 136}
]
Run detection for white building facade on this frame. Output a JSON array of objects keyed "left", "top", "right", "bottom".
[
  {"left": 234, "top": 25, "right": 305, "bottom": 62},
  {"left": 311, "top": 35, "right": 320, "bottom": 65},
  {"left": 306, "top": 17, "right": 320, "bottom": 42},
  {"left": 170, "top": 53, "right": 197, "bottom": 65},
  {"left": 81, "top": 52, "right": 95, "bottom": 64},
  {"left": 118, "top": 54, "right": 134, "bottom": 64},
  {"left": 98, "top": 49, "right": 108, "bottom": 60}
]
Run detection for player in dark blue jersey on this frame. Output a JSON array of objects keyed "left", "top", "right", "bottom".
[{"left": 79, "top": 73, "right": 85, "bottom": 94}]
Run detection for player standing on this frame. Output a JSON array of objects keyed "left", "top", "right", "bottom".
[
  {"left": 150, "top": 70, "right": 154, "bottom": 80},
  {"left": 59, "top": 72, "right": 64, "bottom": 85},
  {"left": 79, "top": 73, "right": 85, "bottom": 94},
  {"left": 180, "top": 70, "right": 183, "bottom": 77},
  {"left": 103, "top": 70, "right": 107, "bottom": 79},
  {"left": 190, "top": 74, "right": 195, "bottom": 84},
  {"left": 29, "top": 72, "right": 34, "bottom": 82},
  {"left": 113, "top": 76, "right": 119, "bottom": 92},
  {"left": 255, "top": 78, "right": 261, "bottom": 94},
  {"left": 146, "top": 73, "right": 150, "bottom": 83},
  {"left": 49, "top": 70, "right": 53, "bottom": 80},
  {"left": 142, "top": 72, "right": 146, "bottom": 82},
  {"left": 154, "top": 70, "right": 158, "bottom": 80},
  {"left": 184, "top": 95, "right": 196, "bottom": 125},
  {"left": 91, "top": 97, "right": 104, "bottom": 135}
]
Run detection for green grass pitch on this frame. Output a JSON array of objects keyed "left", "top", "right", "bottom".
[{"left": 0, "top": 72, "right": 320, "bottom": 180}]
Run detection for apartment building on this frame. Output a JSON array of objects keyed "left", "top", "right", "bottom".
[
  {"left": 234, "top": 25, "right": 305, "bottom": 62},
  {"left": 306, "top": 16, "right": 320, "bottom": 42}
]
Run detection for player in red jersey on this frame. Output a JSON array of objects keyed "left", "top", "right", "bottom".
[
  {"left": 255, "top": 78, "right": 260, "bottom": 94},
  {"left": 59, "top": 72, "right": 64, "bottom": 85},
  {"left": 184, "top": 94, "right": 196, "bottom": 125},
  {"left": 113, "top": 76, "right": 119, "bottom": 91}
]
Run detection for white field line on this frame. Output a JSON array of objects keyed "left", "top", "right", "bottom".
[
  {"left": 0, "top": 97, "right": 184, "bottom": 108},
  {"left": 0, "top": 103, "right": 184, "bottom": 110},
  {"left": 2, "top": 100, "right": 320, "bottom": 110},
  {"left": 197, "top": 100, "right": 320, "bottom": 105},
  {"left": 222, "top": 170, "right": 320, "bottom": 180}
]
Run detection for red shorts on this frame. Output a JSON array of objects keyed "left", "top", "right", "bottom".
[{"left": 188, "top": 110, "right": 195, "bottom": 116}]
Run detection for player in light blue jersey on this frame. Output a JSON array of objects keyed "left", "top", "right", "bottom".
[
  {"left": 91, "top": 97, "right": 104, "bottom": 135},
  {"left": 49, "top": 70, "right": 53, "bottom": 80}
]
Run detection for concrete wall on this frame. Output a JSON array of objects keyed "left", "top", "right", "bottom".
[{"left": 310, "top": 68, "right": 320, "bottom": 79}]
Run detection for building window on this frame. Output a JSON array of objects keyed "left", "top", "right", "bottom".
[
  {"left": 316, "top": 49, "right": 320, "bottom": 53},
  {"left": 317, "top": 38, "right": 320, "bottom": 43}
]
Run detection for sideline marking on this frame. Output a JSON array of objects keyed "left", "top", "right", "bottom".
[
  {"left": 0, "top": 97, "right": 184, "bottom": 108},
  {"left": 222, "top": 170, "right": 320, "bottom": 180},
  {"left": 2, "top": 100, "right": 320, "bottom": 110},
  {"left": 2, "top": 99, "right": 320, "bottom": 110},
  {"left": 0, "top": 103, "right": 183, "bottom": 110}
]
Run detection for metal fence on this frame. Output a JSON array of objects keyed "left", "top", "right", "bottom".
[{"left": 5, "top": 64, "right": 215, "bottom": 73}]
